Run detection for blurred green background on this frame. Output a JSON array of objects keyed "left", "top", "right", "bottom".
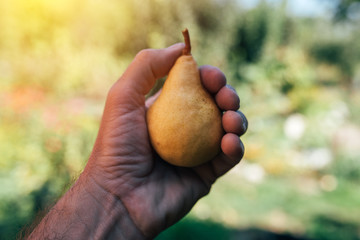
[{"left": 1, "top": 0, "right": 360, "bottom": 239}]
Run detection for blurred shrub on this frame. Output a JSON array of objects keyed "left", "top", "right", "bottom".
[
  {"left": 333, "top": 0, "right": 360, "bottom": 22},
  {"left": 329, "top": 153, "right": 360, "bottom": 181},
  {"left": 307, "top": 215, "right": 360, "bottom": 240},
  {"left": 309, "top": 41, "right": 354, "bottom": 86}
]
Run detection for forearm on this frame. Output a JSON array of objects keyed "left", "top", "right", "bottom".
[{"left": 28, "top": 172, "right": 146, "bottom": 240}]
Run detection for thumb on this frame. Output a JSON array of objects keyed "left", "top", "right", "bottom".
[{"left": 113, "top": 43, "right": 184, "bottom": 97}]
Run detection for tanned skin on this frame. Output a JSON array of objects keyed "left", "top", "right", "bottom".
[{"left": 27, "top": 43, "right": 248, "bottom": 239}]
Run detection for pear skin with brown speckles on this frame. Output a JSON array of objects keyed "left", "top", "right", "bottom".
[{"left": 146, "top": 29, "right": 223, "bottom": 167}]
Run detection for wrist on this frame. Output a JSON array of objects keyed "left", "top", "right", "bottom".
[
  {"left": 29, "top": 171, "right": 147, "bottom": 240},
  {"left": 76, "top": 172, "right": 147, "bottom": 240}
]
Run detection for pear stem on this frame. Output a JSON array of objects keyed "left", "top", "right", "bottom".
[{"left": 182, "top": 28, "right": 191, "bottom": 55}]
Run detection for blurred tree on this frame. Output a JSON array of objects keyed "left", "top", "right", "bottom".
[
  {"left": 227, "top": 1, "right": 269, "bottom": 82},
  {"left": 309, "top": 41, "right": 353, "bottom": 85},
  {"left": 229, "top": 2, "right": 268, "bottom": 64},
  {"left": 331, "top": 0, "right": 360, "bottom": 21}
]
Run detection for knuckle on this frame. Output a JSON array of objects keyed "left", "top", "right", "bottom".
[
  {"left": 107, "top": 83, "right": 118, "bottom": 102},
  {"left": 135, "top": 49, "right": 154, "bottom": 62}
]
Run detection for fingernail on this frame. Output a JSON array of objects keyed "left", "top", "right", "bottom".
[
  {"left": 227, "top": 84, "right": 237, "bottom": 93},
  {"left": 167, "top": 43, "right": 185, "bottom": 50},
  {"left": 238, "top": 111, "right": 248, "bottom": 132},
  {"left": 243, "top": 117, "right": 248, "bottom": 132},
  {"left": 240, "top": 140, "right": 245, "bottom": 159}
]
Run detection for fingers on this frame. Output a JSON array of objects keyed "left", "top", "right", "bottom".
[
  {"left": 215, "top": 86, "right": 240, "bottom": 111},
  {"left": 193, "top": 140, "right": 244, "bottom": 187},
  {"left": 199, "top": 65, "right": 226, "bottom": 94},
  {"left": 222, "top": 110, "right": 248, "bottom": 136},
  {"left": 214, "top": 112, "right": 247, "bottom": 178},
  {"left": 112, "top": 43, "right": 184, "bottom": 98},
  {"left": 196, "top": 135, "right": 244, "bottom": 185},
  {"left": 221, "top": 133, "right": 245, "bottom": 160},
  {"left": 211, "top": 110, "right": 246, "bottom": 179},
  {"left": 199, "top": 65, "right": 240, "bottom": 111},
  {"left": 197, "top": 65, "right": 248, "bottom": 182}
]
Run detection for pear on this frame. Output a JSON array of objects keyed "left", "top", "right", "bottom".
[{"left": 146, "top": 29, "right": 223, "bottom": 167}]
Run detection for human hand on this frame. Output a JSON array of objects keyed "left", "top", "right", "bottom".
[{"left": 82, "top": 43, "right": 248, "bottom": 238}]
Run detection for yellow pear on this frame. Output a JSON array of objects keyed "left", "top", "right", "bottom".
[{"left": 146, "top": 29, "right": 223, "bottom": 167}]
